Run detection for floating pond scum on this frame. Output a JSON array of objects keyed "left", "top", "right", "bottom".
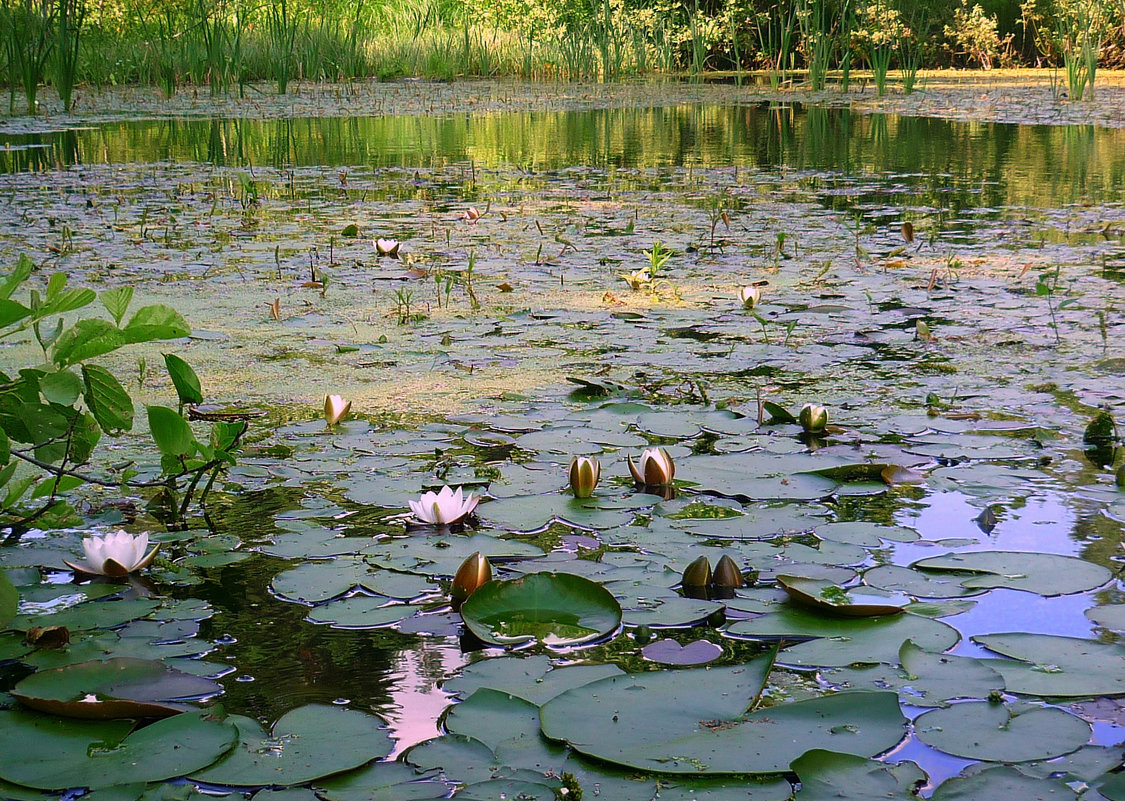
[{"left": 0, "top": 96, "right": 1124, "bottom": 800}]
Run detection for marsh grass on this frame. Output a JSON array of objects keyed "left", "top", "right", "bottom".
[{"left": 4, "top": 0, "right": 56, "bottom": 113}]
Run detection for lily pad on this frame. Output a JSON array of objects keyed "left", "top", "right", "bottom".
[
  {"left": 443, "top": 655, "right": 623, "bottom": 705},
  {"left": 931, "top": 766, "right": 1079, "bottom": 800},
  {"left": 911, "top": 551, "right": 1111, "bottom": 596},
  {"left": 973, "top": 633, "right": 1125, "bottom": 697},
  {"left": 826, "top": 640, "right": 1004, "bottom": 708},
  {"left": 460, "top": 573, "right": 622, "bottom": 646},
  {"left": 191, "top": 705, "right": 393, "bottom": 786},
  {"left": 314, "top": 761, "right": 449, "bottom": 801},
  {"left": 793, "top": 750, "right": 925, "bottom": 800},
  {"left": 777, "top": 575, "right": 909, "bottom": 617},
  {"left": 12, "top": 657, "right": 222, "bottom": 719},
  {"left": 539, "top": 659, "right": 907, "bottom": 774},
  {"left": 0, "top": 707, "right": 238, "bottom": 790},
  {"left": 727, "top": 608, "right": 960, "bottom": 667},
  {"left": 444, "top": 688, "right": 541, "bottom": 752},
  {"left": 305, "top": 597, "right": 420, "bottom": 629},
  {"left": 862, "top": 565, "right": 985, "bottom": 599},
  {"left": 915, "top": 701, "right": 1090, "bottom": 762}
]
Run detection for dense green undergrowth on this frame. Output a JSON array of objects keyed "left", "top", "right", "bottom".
[{"left": 2, "top": 0, "right": 1125, "bottom": 114}]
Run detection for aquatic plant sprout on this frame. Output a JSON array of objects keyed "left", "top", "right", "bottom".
[
  {"left": 408, "top": 486, "right": 479, "bottom": 525},
  {"left": 628, "top": 447, "right": 675, "bottom": 486},
  {"left": 64, "top": 530, "right": 159, "bottom": 577},
  {"left": 323, "top": 394, "right": 352, "bottom": 427}
]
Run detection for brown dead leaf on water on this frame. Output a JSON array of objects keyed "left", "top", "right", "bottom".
[{"left": 268, "top": 298, "right": 281, "bottom": 321}]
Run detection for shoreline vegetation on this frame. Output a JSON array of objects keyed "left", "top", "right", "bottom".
[{"left": 3, "top": 0, "right": 1125, "bottom": 116}]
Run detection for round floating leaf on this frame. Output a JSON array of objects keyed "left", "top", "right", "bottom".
[
  {"left": 460, "top": 573, "right": 622, "bottom": 646},
  {"left": 827, "top": 640, "right": 1003, "bottom": 708},
  {"left": 273, "top": 559, "right": 434, "bottom": 604},
  {"left": 727, "top": 608, "right": 960, "bottom": 667},
  {"left": 12, "top": 657, "right": 222, "bottom": 719},
  {"left": 862, "top": 565, "right": 984, "bottom": 599},
  {"left": 642, "top": 638, "right": 723, "bottom": 665},
  {"left": 0, "top": 707, "right": 237, "bottom": 790},
  {"left": 793, "top": 750, "right": 925, "bottom": 800},
  {"left": 306, "top": 596, "right": 420, "bottom": 629},
  {"left": 191, "top": 705, "right": 393, "bottom": 786},
  {"left": 445, "top": 688, "right": 541, "bottom": 752},
  {"left": 622, "top": 596, "right": 724, "bottom": 628},
  {"left": 777, "top": 575, "right": 909, "bottom": 617},
  {"left": 9, "top": 599, "right": 160, "bottom": 633},
  {"left": 911, "top": 551, "right": 1111, "bottom": 597},
  {"left": 315, "top": 761, "right": 449, "bottom": 801},
  {"left": 1087, "top": 604, "right": 1125, "bottom": 632},
  {"left": 443, "top": 655, "right": 623, "bottom": 705},
  {"left": 540, "top": 659, "right": 906, "bottom": 775},
  {"left": 973, "top": 633, "right": 1125, "bottom": 697},
  {"left": 403, "top": 734, "right": 497, "bottom": 783},
  {"left": 931, "top": 766, "right": 1078, "bottom": 800},
  {"left": 915, "top": 702, "right": 1090, "bottom": 762}
]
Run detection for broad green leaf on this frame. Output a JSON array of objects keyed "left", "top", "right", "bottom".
[
  {"left": 460, "top": 572, "right": 622, "bottom": 646},
  {"left": 83, "top": 365, "right": 134, "bottom": 433},
  {"left": 148, "top": 405, "right": 195, "bottom": 458},
  {"left": 163, "top": 353, "right": 203, "bottom": 405},
  {"left": 0, "top": 427, "right": 9, "bottom": 465},
  {"left": 0, "top": 298, "right": 31, "bottom": 328},
  {"left": 973, "top": 633, "right": 1125, "bottom": 696},
  {"left": 315, "top": 760, "right": 450, "bottom": 801},
  {"left": 29, "top": 475, "right": 85, "bottom": 499},
  {"left": 122, "top": 305, "right": 190, "bottom": 344},
  {"left": 541, "top": 665, "right": 905, "bottom": 775},
  {"left": 443, "top": 655, "right": 624, "bottom": 705},
  {"left": 914, "top": 701, "right": 1089, "bottom": 762},
  {"left": 69, "top": 411, "right": 101, "bottom": 464},
  {"left": 191, "top": 705, "right": 393, "bottom": 786},
  {"left": 0, "top": 254, "right": 33, "bottom": 301},
  {"left": 38, "top": 369, "right": 83, "bottom": 405},
  {"left": 41, "top": 287, "right": 97, "bottom": 318},
  {"left": 51, "top": 319, "right": 125, "bottom": 367},
  {"left": 793, "top": 750, "right": 925, "bottom": 800},
  {"left": 100, "top": 287, "right": 133, "bottom": 326},
  {"left": 0, "top": 707, "right": 238, "bottom": 790},
  {"left": 0, "top": 568, "right": 16, "bottom": 628},
  {"left": 11, "top": 657, "right": 222, "bottom": 719},
  {"left": 932, "top": 766, "right": 1078, "bottom": 800},
  {"left": 912, "top": 551, "right": 1111, "bottom": 597}
]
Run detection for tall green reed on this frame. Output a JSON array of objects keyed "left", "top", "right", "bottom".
[
  {"left": 5, "top": 0, "right": 56, "bottom": 113},
  {"left": 53, "top": 0, "right": 84, "bottom": 111}
]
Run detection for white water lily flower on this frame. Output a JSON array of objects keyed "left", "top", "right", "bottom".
[
  {"left": 375, "top": 238, "right": 401, "bottom": 257},
  {"left": 738, "top": 285, "right": 761, "bottom": 309},
  {"left": 409, "top": 485, "right": 479, "bottom": 525},
  {"left": 621, "top": 268, "right": 652, "bottom": 290},
  {"left": 799, "top": 403, "right": 829, "bottom": 433},
  {"left": 324, "top": 394, "right": 352, "bottom": 426},
  {"left": 628, "top": 447, "right": 675, "bottom": 486},
  {"left": 64, "top": 530, "right": 159, "bottom": 577}
]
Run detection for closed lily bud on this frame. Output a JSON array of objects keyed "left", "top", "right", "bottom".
[
  {"left": 712, "top": 555, "right": 744, "bottom": 589},
  {"left": 682, "top": 555, "right": 713, "bottom": 588},
  {"left": 324, "top": 394, "right": 352, "bottom": 427},
  {"left": 451, "top": 552, "right": 491, "bottom": 610},
  {"left": 738, "top": 285, "right": 761, "bottom": 309},
  {"left": 798, "top": 403, "right": 828, "bottom": 433},
  {"left": 568, "top": 456, "right": 600, "bottom": 498},
  {"left": 628, "top": 447, "right": 675, "bottom": 486}
]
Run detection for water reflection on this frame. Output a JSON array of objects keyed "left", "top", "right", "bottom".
[{"left": 3, "top": 105, "right": 1125, "bottom": 210}]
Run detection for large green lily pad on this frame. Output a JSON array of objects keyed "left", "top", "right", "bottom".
[
  {"left": 12, "top": 657, "right": 222, "bottom": 719},
  {"left": 314, "top": 761, "right": 449, "bottom": 801},
  {"left": 973, "top": 633, "right": 1125, "bottom": 696},
  {"left": 190, "top": 705, "right": 393, "bottom": 786},
  {"left": 443, "top": 655, "right": 624, "bottom": 705},
  {"left": 914, "top": 701, "right": 1090, "bottom": 762},
  {"left": 460, "top": 572, "right": 622, "bottom": 646},
  {"left": 911, "top": 551, "right": 1111, "bottom": 596},
  {"left": 793, "top": 750, "right": 925, "bottom": 800},
  {"left": 727, "top": 608, "right": 960, "bottom": 667},
  {"left": 0, "top": 707, "right": 238, "bottom": 790},
  {"left": 931, "top": 766, "right": 1079, "bottom": 800},
  {"left": 539, "top": 659, "right": 906, "bottom": 774},
  {"left": 271, "top": 559, "right": 436, "bottom": 603},
  {"left": 826, "top": 640, "right": 1004, "bottom": 707}
]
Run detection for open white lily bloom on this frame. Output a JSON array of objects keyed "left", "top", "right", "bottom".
[
  {"left": 621, "top": 268, "right": 652, "bottom": 290},
  {"left": 799, "top": 403, "right": 829, "bottom": 433},
  {"left": 568, "top": 455, "right": 600, "bottom": 498},
  {"left": 375, "top": 238, "right": 401, "bottom": 257},
  {"left": 409, "top": 485, "right": 479, "bottom": 525},
  {"left": 324, "top": 394, "right": 352, "bottom": 426},
  {"left": 65, "top": 530, "right": 159, "bottom": 577},
  {"left": 738, "top": 285, "right": 761, "bottom": 309},
  {"left": 628, "top": 447, "right": 676, "bottom": 486}
]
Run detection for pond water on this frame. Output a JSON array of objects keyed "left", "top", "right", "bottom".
[{"left": 1, "top": 101, "right": 1125, "bottom": 800}]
